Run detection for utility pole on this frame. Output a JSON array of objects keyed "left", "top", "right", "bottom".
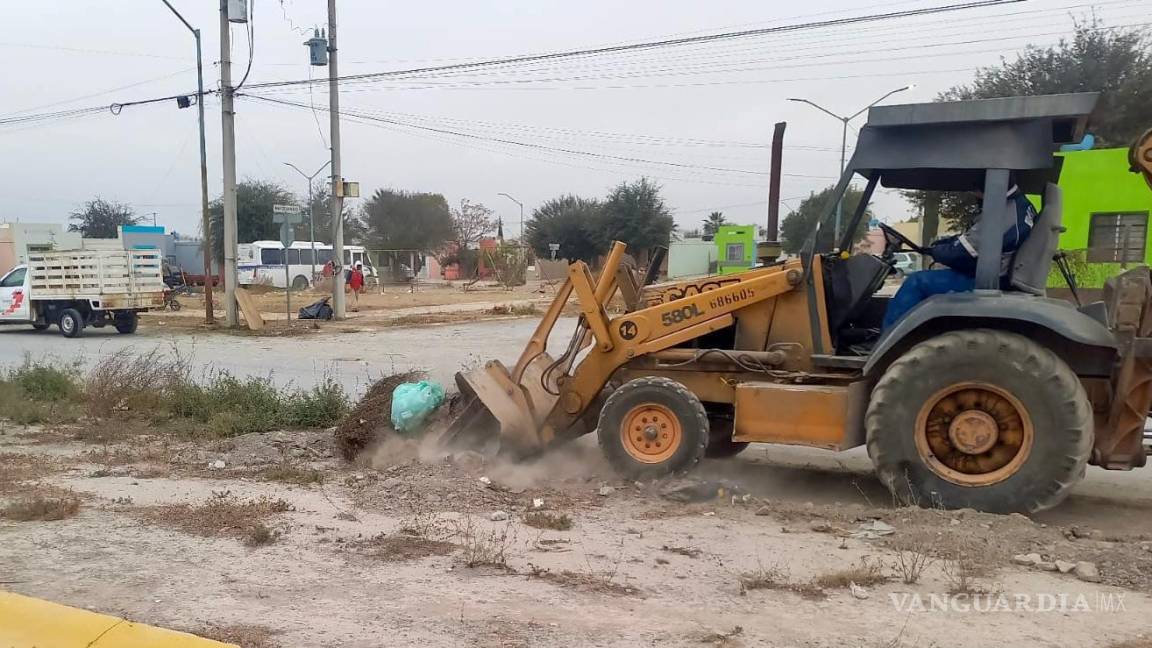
[
  {"left": 328, "top": 0, "right": 345, "bottom": 320},
  {"left": 788, "top": 85, "right": 912, "bottom": 244},
  {"left": 159, "top": 0, "right": 213, "bottom": 324},
  {"left": 284, "top": 160, "right": 331, "bottom": 280},
  {"left": 220, "top": 0, "right": 239, "bottom": 326}
]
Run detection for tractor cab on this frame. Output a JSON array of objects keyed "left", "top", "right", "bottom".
[{"left": 812, "top": 92, "right": 1099, "bottom": 355}]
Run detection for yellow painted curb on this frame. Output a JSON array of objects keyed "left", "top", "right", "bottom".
[{"left": 0, "top": 591, "right": 237, "bottom": 647}]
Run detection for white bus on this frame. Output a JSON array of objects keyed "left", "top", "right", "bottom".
[{"left": 237, "top": 241, "right": 376, "bottom": 289}]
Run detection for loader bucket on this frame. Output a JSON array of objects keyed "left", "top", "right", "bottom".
[
  {"left": 438, "top": 354, "right": 562, "bottom": 457},
  {"left": 437, "top": 241, "right": 632, "bottom": 458}
]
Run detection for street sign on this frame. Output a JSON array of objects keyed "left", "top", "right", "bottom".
[
  {"left": 273, "top": 209, "right": 304, "bottom": 249},
  {"left": 548, "top": 242, "right": 560, "bottom": 260},
  {"left": 278, "top": 223, "right": 295, "bottom": 249}
]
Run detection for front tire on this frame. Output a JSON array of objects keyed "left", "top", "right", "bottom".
[
  {"left": 58, "top": 308, "right": 85, "bottom": 338},
  {"left": 292, "top": 275, "right": 310, "bottom": 290},
  {"left": 866, "top": 329, "right": 1092, "bottom": 514},
  {"left": 597, "top": 377, "right": 708, "bottom": 479}
]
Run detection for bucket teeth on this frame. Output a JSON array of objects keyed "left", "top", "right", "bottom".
[{"left": 438, "top": 354, "right": 562, "bottom": 456}]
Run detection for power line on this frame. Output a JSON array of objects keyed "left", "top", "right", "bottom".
[
  {"left": 243, "top": 94, "right": 779, "bottom": 187},
  {"left": 0, "top": 67, "right": 197, "bottom": 119},
  {"left": 244, "top": 0, "right": 1024, "bottom": 91},
  {"left": 243, "top": 93, "right": 820, "bottom": 177}
]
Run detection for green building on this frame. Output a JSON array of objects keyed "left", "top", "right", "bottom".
[
  {"left": 1051, "top": 147, "right": 1152, "bottom": 289},
  {"left": 713, "top": 224, "right": 757, "bottom": 275}
]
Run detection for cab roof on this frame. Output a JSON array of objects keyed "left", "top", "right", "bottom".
[{"left": 848, "top": 92, "right": 1099, "bottom": 192}]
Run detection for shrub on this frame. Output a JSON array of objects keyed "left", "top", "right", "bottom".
[
  {"left": 10, "top": 360, "right": 79, "bottom": 402},
  {"left": 285, "top": 379, "right": 349, "bottom": 428}
]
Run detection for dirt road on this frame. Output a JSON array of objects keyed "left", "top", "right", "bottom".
[{"left": 2, "top": 427, "right": 1151, "bottom": 648}]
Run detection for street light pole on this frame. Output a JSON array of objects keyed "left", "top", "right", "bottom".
[
  {"left": 497, "top": 192, "right": 524, "bottom": 240},
  {"left": 160, "top": 0, "right": 214, "bottom": 324},
  {"left": 788, "top": 85, "right": 913, "bottom": 245},
  {"left": 284, "top": 160, "right": 331, "bottom": 280}
]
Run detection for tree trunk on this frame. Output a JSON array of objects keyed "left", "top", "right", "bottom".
[{"left": 921, "top": 192, "right": 942, "bottom": 246}]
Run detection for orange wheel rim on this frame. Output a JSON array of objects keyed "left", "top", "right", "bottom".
[
  {"left": 914, "top": 382, "right": 1034, "bottom": 487},
  {"left": 620, "top": 403, "right": 683, "bottom": 464}
]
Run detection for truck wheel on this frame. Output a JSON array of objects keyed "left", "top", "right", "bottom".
[
  {"left": 114, "top": 312, "right": 139, "bottom": 335},
  {"left": 866, "top": 329, "right": 1092, "bottom": 514},
  {"left": 292, "top": 275, "right": 310, "bottom": 290},
  {"left": 597, "top": 377, "right": 708, "bottom": 479},
  {"left": 704, "top": 418, "right": 750, "bottom": 458},
  {"left": 58, "top": 309, "right": 85, "bottom": 338}
]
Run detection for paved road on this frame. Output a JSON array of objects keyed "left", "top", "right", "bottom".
[
  {"left": 0, "top": 318, "right": 577, "bottom": 397},
  {"left": 4, "top": 318, "right": 1150, "bottom": 514}
]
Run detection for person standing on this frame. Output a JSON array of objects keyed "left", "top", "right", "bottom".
[{"left": 348, "top": 262, "right": 365, "bottom": 312}]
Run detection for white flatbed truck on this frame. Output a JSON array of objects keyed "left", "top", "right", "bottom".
[{"left": 0, "top": 250, "right": 164, "bottom": 337}]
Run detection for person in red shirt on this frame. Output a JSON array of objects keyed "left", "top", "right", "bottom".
[{"left": 348, "top": 262, "right": 365, "bottom": 312}]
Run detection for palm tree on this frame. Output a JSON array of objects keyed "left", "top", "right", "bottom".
[{"left": 702, "top": 211, "right": 727, "bottom": 236}]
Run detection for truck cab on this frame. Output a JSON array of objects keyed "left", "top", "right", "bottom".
[{"left": 0, "top": 265, "right": 31, "bottom": 322}]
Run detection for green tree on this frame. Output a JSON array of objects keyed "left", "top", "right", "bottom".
[
  {"left": 360, "top": 188, "right": 454, "bottom": 252},
  {"left": 524, "top": 195, "right": 607, "bottom": 263},
  {"left": 907, "top": 18, "right": 1152, "bottom": 232},
  {"left": 208, "top": 180, "right": 297, "bottom": 263},
  {"left": 68, "top": 198, "right": 140, "bottom": 238},
  {"left": 702, "top": 211, "right": 727, "bottom": 236},
  {"left": 602, "top": 177, "right": 675, "bottom": 262},
  {"left": 293, "top": 183, "right": 365, "bottom": 245},
  {"left": 780, "top": 186, "right": 872, "bottom": 254}
]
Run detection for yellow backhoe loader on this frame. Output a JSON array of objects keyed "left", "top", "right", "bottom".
[{"left": 444, "top": 93, "right": 1152, "bottom": 514}]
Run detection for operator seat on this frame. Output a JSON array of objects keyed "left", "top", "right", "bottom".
[{"left": 1009, "top": 183, "right": 1063, "bottom": 296}]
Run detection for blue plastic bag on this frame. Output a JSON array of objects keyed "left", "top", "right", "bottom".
[{"left": 390, "top": 380, "right": 446, "bottom": 434}]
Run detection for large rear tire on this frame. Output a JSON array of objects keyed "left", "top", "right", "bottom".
[
  {"left": 114, "top": 312, "right": 139, "bottom": 335},
  {"left": 597, "top": 377, "right": 708, "bottom": 479},
  {"left": 866, "top": 329, "right": 1092, "bottom": 514}
]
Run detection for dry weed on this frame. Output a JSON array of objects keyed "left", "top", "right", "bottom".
[
  {"left": 522, "top": 511, "right": 573, "bottom": 531},
  {"left": 526, "top": 563, "right": 639, "bottom": 596},
  {"left": 2, "top": 493, "right": 81, "bottom": 521},
  {"left": 138, "top": 491, "right": 293, "bottom": 542},
  {"left": 244, "top": 523, "right": 280, "bottom": 547},
  {"left": 738, "top": 563, "right": 825, "bottom": 600},
  {"left": 891, "top": 533, "right": 937, "bottom": 585},
  {"left": 258, "top": 462, "right": 325, "bottom": 485},
  {"left": 195, "top": 624, "right": 281, "bottom": 648},
  {"left": 813, "top": 557, "right": 888, "bottom": 589},
  {"left": 346, "top": 533, "right": 457, "bottom": 562},
  {"left": 453, "top": 516, "right": 515, "bottom": 569}
]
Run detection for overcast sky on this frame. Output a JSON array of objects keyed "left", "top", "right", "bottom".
[{"left": 1, "top": 0, "right": 1145, "bottom": 240}]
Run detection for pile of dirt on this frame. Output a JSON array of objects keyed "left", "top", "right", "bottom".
[{"left": 334, "top": 371, "right": 422, "bottom": 461}]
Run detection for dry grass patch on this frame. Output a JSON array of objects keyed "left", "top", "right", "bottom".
[
  {"left": 347, "top": 532, "right": 457, "bottom": 562},
  {"left": 522, "top": 511, "right": 573, "bottom": 531},
  {"left": 257, "top": 462, "right": 325, "bottom": 485},
  {"left": 0, "top": 452, "right": 59, "bottom": 491},
  {"left": 1105, "top": 639, "right": 1152, "bottom": 648},
  {"left": 2, "top": 493, "right": 81, "bottom": 521},
  {"left": 813, "top": 557, "right": 888, "bottom": 589},
  {"left": 526, "top": 564, "right": 640, "bottom": 596},
  {"left": 194, "top": 623, "right": 281, "bottom": 648},
  {"left": 738, "top": 564, "right": 825, "bottom": 600},
  {"left": 138, "top": 491, "right": 293, "bottom": 542}
]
